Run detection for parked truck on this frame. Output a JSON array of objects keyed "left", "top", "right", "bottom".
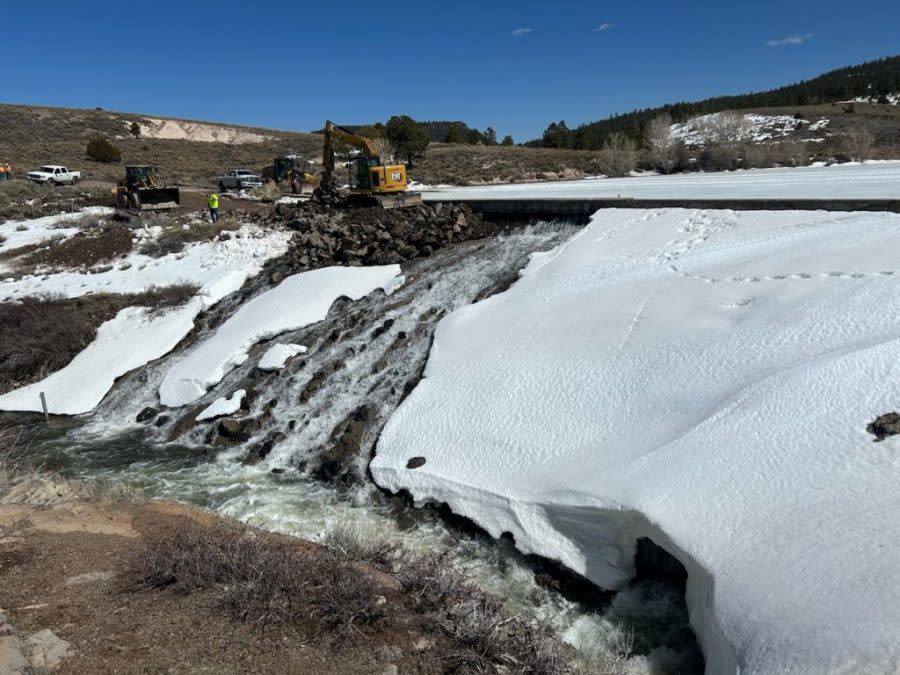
[
  {"left": 218, "top": 169, "right": 263, "bottom": 191},
  {"left": 27, "top": 165, "right": 81, "bottom": 185}
]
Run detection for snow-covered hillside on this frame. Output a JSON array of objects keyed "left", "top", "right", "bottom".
[
  {"left": 372, "top": 208, "right": 900, "bottom": 674},
  {"left": 669, "top": 111, "right": 824, "bottom": 145}
]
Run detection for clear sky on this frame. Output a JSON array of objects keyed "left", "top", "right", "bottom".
[{"left": 2, "top": 0, "right": 898, "bottom": 141}]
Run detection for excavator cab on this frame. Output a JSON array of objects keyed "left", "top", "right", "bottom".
[
  {"left": 323, "top": 121, "right": 420, "bottom": 207},
  {"left": 348, "top": 156, "right": 407, "bottom": 194}
]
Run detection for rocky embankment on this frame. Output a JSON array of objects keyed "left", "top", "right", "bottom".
[{"left": 268, "top": 185, "right": 493, "bottom": 272}]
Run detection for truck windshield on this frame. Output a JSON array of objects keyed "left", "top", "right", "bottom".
[{"left": 39, "top": 166, "right": 54, "bottom": 173}]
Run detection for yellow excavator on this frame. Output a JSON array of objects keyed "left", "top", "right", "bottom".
[{"left": 322, "top": 121, "right": 421, "bottom": 207}]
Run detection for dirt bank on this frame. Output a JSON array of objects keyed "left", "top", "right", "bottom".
[{"left": 0, "top": 474, "right": 572, "bottom": 674}]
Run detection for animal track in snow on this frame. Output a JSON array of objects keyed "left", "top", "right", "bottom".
[{"left": 670, "top": 267, "right": 898, "bottom": 284}]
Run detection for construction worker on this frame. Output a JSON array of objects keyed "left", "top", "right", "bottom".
[
  {"left": 0, "top": 163, "right": 6, "bottom": 183},
  {"left": 4, "top": 164, "right": 10, "bottom": 182},
  {"left": 207, "top": 191, "right": 220, "bottom": 222}
]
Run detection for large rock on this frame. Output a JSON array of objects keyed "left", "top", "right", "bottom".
[
  {"left": 0, "top": 614, "right": 26, "bottom": 675},
  {"left": 217, "top": 418, "right": 243, "bottom": 439},
  {"left": 23, "top": 630, "right": 72, "bottom": 671}
]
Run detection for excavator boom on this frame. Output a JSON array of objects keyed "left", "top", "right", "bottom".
[
  {"left": 322, "top": 121, "right": 378, "bottom": 179},
  {"left": 320, "top": 120, "right": 419, "bottom": 206}
]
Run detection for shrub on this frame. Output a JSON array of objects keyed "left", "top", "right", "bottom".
[
  {"left": 124, "top": 521, "right": 386, "bottom": 633},
  {"left": 0, "top": 286, "right": 199, "bottom": 392},
  {"left": 86, "top": 135, "right": 122, "bottom": 163}
]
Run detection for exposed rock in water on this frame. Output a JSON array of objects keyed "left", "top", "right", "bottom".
[
  {"left": 217, "top": 418, "right": 244, "bottom": 440},
  {"left": 406, "top": 457, "right": 426, "bottom": 469},
  {"left": 867, "top": 412, "right": 900, "bottom": 441},
  {"left": 310, "top": 405, "right": 374, "bottom": 483},
  {"left": 136, "top": 407, "right": 158, "bottom": 423}
]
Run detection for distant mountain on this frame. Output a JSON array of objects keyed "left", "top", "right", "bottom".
[{"left": 530, "top": 55, "right": 900, "bottom": 149}]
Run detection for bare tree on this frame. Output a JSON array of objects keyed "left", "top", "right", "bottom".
[
  {"left": 697, "top": 111, "right": 750, "bottom": 171},
  {"left": 645, "top": 113, "right": 678, "bottom": 173},
  {"left": 600, "top": 132, "right": 636, "bottom": 177},
  {"left": 843, "top": 124, "right": 875, "bottom": 162},
  {"left": 702, "top": 111, "right": 750, "bottom": 146},
  {"left": 645, "top": 114, "right": 691, "bottom": 174}
]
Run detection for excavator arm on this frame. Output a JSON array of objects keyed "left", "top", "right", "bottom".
[{"left": 322, "top": 120, "right": 379, "bottom": 179}]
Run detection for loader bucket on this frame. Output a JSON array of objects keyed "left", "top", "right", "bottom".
[{"left": 136, "top": 187, "right": 181, "bottom": 210}]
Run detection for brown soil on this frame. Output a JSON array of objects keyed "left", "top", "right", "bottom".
[
  {"left": 175, "top": 189, "right": 273, "bottom": 215},
  {"left": 18, "top": 226, "right": 133, "bottom": 269},
  {"left": 0, "top": 492, "right": 499, "bottom": 674}
]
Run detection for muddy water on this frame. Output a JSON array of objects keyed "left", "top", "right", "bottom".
[{"left": 24, "top": 223, "right": 700, "bottom": 671}]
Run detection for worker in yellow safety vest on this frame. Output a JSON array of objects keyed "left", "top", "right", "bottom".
[{"left": 207, "top": 192, "right": 220, "bottom": 222}]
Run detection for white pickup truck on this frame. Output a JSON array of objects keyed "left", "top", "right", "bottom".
[
  {"left": 218, "top": 169, "right": 263, "bottom": 190},
  {"left": 27, "top": 165, "right": 82, "bottom": 185}
]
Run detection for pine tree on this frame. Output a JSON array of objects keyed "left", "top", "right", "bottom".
[{"left": 385, "top": 115, "right": 430, "bottom": 167}]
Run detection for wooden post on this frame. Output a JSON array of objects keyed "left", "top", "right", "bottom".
[{"left": 39, "top": 392, "right": 49, "bottom": 423}]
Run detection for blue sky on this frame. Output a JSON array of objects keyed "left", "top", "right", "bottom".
[{"left": 2, "top": 0, "right": 898, "bottom": 141}]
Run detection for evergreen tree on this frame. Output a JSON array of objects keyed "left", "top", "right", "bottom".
[
  {"left": 86, "top": 135, "right": 121, "bottom": 163},
  {"left": 444, "top": 123, "right": 466, "bottom": 144},
  {"left": 501, "top": 134, "right": 514, "bottom": 146},
  {"left": 129, "top": 122, "right": 141, "bottom": 138},
  {"left": 385, "top": 115, "right": 430, "bottom": 167},
  {"left": 542, "top": 121, "right": 571, "bottom": 148}
]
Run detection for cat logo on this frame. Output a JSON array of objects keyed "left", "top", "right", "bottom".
[{"left": 391, "top": 171, "right": 402, "bottom": 182}]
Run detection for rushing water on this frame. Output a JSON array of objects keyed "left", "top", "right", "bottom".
[{"left": 18, "top": 224, "right": 701, "bottom": 672}]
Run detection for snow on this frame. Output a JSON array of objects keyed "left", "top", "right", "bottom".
[
  {"left": 0, "top": 223, "right": 291, "bottom": 305},
  {"left": 0, "top": 303, "right": 200, "bottom": 415},
  {"left": 0, "top": 219, "right": 292, "bottom": 415},
  {"left": 196, "top": 389, "right": 246, "bottom": 421},
  {"left": 371, "top": 208, "right": 900, "bottom": 674},
  {"left": 422, "top": 161, "right": 900, "bottom": 201},
  {"left": 159, "top": 265, "right": 405, "bottom": 407},
  {"left": 669, "top": 112, "right": 814, "bottom": 144},
  {"left": 0, "top": 207, "right": 113, "bottom": 254},
  {"left": 258, "top": 343, "right": 307, "bottom": 371}
]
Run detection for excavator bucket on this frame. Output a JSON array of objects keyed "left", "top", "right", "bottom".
[{"left": 134, "top": 186, "right": 181, "bottom": 210}]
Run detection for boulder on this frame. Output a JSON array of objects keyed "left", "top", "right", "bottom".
[
  {"left": 23, "top": 630, "right": 73, "bottom": 671},
  {"left": 218, "top": 418, "right": 243, "bottom": 439},
  {"left": 135, "top": 407, "right": 157, "bottom": 423},
  {"left": 0, "top": 614, "right": 26, "bottom": 675},
  {"left": 867, "top": 412, "right": 900, "bottom": 441}
]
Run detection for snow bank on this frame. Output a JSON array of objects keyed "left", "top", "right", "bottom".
[
  {"left": 0, "top": 224, "right": 291, "bottom": 305},
  {"left": 196, "top": 389, "right": 246, "bottom": 421},
  {"left": 372, "top": 208, "right": 900, "bottom": 674},
  {"left": 0, "top": 207, "right": 113, "bottom": 254},
  {"left": 258, "top": 343, "right": 307, "bottom": 371},
  {"left": 159, "top": 265, "right": 404, "bottom": 407},
  {"left": 422, "top": 161, "right": 900, "bottom": 201},
  {"left": 0, "top": 303, "right": 200, "bottom": 415}
]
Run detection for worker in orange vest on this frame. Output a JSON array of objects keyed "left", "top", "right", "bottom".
[{"left": 0, "top": 163, "right": 6, "bottom": 183}]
